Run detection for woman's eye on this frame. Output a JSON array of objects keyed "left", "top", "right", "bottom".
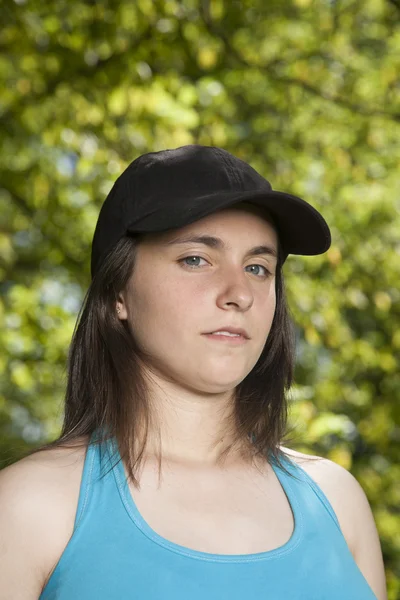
[
  {"left": 179, "top": 256, "right": 208, "bottom": 268},
  {"left": 245, "top": 264, "right": 271, "bottom": 277},
  {"left": 179, "top": 256, "right": 271, "bottom": 277}
]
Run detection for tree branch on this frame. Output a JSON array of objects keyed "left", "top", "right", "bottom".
[
  {"left": 270, "top": 75, "right": 400, "bottom": 122},
  {"left": 0, "top": 24, "right": 154, "bottom": 130},
  {"left": 199, "top": 0, "right": 400, "bottom": 123},
  {"left": 9, "top": 190, "right": 84, "bottom": 271},
  {"left": 388, "top": 0, "right": 400, "bottom": 11}
]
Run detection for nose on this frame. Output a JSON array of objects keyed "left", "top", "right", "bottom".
[{"left": 215, "top": 266, "right": 254, "bottom": 311}]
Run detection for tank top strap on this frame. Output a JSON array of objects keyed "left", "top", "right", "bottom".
[
  {"left": 73, "top": 430, "right": 118, "bottom": 530},
  {"left": 274, "top": 451, "right": 342, "bottom": 533},
  {"left": 73, "top": 432, "right": 97, "bottom": 530}
]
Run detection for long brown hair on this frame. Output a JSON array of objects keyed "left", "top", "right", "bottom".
[{"left": 23, "top": 231, "right": 312, "bottom": 485}]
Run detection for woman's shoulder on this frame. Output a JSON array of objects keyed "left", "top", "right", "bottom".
[
  {"left": 0, "top": 434, "right": 91, "bottom": 540},
  {"left": 280, "top": 446, "right": 386, "bottom": 600},
  {"left": 279, "top": 445, "right": 369, "bottom": 555},
  {"left": 0, "top": 433, "right": 90, "bottom": 490},
  {"left": 0, "top": 435, "right": 91, "bottom": 494},
  {"left": 0, "top": 436, "right": 91, "bottom": 595},
  {"left": 280, "top": 445, "right": 363, "bottom": 499}
]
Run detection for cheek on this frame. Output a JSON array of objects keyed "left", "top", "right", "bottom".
[
  {"left": 256, "top": 284, "right": 277, "bottom": 343},
  {"left": 127, "top": 273, "right": 190, "bottom": 348},
  {"left": 260, "top": 279, "right": 276, "bottom": 316}
]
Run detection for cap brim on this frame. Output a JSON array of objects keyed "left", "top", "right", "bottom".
[{"left": 127, "top": 189, "right": 331, "bottom": 257}]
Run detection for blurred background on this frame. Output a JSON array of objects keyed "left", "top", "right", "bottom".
[{"left": 1, "top": 0, "right": 399, "bottom": 595}]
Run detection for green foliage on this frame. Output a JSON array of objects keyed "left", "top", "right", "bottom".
[{"left": 1, "top": 0, "right": 399, "bottom": 595}]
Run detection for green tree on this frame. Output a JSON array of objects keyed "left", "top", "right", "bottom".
[{"left": 1, "top": 0, "right": 399, "bottom": 595}]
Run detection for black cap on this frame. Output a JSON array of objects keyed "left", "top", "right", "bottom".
[{"left": 91, "top": 145, "right": 331, "bottom": 277}]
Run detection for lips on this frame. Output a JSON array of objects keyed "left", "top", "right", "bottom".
[{"left": 205, "top": 327, "right": 250, "bottom": 339}]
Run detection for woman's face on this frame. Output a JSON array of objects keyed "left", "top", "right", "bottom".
[{"left": 119, "top": 204, "right": 278, "bottom": 394}]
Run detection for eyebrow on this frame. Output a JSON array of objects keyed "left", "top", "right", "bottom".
[{"left": 163, "top": 235, "right": 278, "bottom": 259}]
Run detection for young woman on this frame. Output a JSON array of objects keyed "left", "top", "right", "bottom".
[{"left": 0, "top": 145, "right": 387, "bottom": 599}]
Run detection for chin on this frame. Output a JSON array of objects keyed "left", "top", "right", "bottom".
[{"left": 199, "top": 373, "right": 248, "bottom": 393}]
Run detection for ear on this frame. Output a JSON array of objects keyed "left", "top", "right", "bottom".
[{"left": 116, "top": 292, "right": 128, "bottom": 320}]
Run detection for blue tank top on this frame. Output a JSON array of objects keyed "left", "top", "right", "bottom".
[{"left": 39, "top": 432, "right": 377, "bottom": 599}]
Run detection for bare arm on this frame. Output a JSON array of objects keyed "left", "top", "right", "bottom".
[
  {"left": 0, "top": 447, "right": 84, "bottom": 600},
  {"left": 297, "top": 454, "right": 387, "bottom": 600},
  {"left": 0, "top": 461, "right": 50, "bottom": 599},
  {"left": 341, "top": 466, "right": 388, "bottom": 600}
]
